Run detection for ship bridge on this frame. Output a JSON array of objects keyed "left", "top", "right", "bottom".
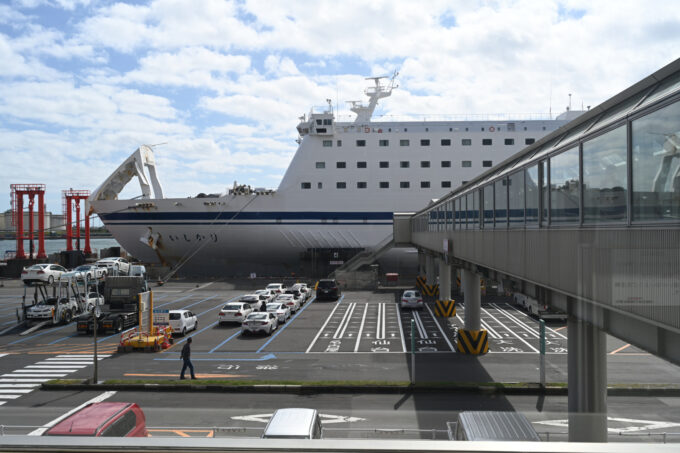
[{"left": 393, "top": 58, "right": 680, "bottom": 443}]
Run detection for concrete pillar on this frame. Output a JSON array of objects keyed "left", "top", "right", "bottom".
[
  {"left": 568, "top": 316, "right": 607, "bottom": 442},
  {"left": 461, "top": 269, "right": 480, "bottom": 330},
  {"left": 418, "top": 251, "right": 426, "bottom": 277},
  {"left": 425, "top": 255, "right": 435, "bottom": 284},
  {"left": 438, "top": 259, "right": 451, "bottom": 301}
]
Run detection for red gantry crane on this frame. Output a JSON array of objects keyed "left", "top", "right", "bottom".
[{"left": 10, "top": 184, "right": 47, "bottom": 260}]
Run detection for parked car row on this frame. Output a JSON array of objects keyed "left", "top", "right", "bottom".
[
  {"left": 215, "top": 282, "right": 314, "bottom": 336},
  {"left": 21, "top": 258, "right": 145, "bottom": 286}
]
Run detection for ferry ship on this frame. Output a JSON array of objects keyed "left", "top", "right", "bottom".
[{"left": 89, "top": 74, "right": 580, "bottom": 276}]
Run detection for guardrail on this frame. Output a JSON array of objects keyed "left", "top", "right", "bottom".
[{"left": 0, "top": 436, "right": 679, "bottom": 452}]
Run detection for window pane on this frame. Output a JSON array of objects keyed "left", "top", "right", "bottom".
[
  {"left": 336, "top": 182, "right": 346, "bottom": 189},
  {"left": 483, "top": 184, "right": 494, "bottom": 228},
  {"left": 301, "top": 182, "right": 311, "bottom": 189},
  {"left": 472, "top": 190, "right": 480, "bottom": 228},
  {"left": 357, "top": 161, "right": 367, "bottom": 168},
  {"left": 540, "top": 160, "right": 548, "bottom": 223},
  {"left": 400, "top": 181, "right": 410, "bottom": 188},
  {"left": 400, "top": 139, "right": 410, "bottom": 146},
  {"left": 508, "top": 170, "right": 525, "bottom": 227},
  {"left": 462, "top": 139, "right": 471, "bottom": 146},
  {"left": 583, "top": 126, "right": 627, "bottom": 223},
  {"left": 455, "top": 198, "right": 461, "bottom": 229},
  {"left": 400, "top": 161, "right": 409, "bottom": 168},
  {"left": 357, "top": 182, "right": 367, "bottom": 189},
  {"left": 441, "top": 160, "right": 451, "bottom": 168},
  {"left": 526, "top": 165, "right": 539, "bottom": 224},
  {"left": 379, "top": 139, "right": 389, "bottom": 146},
  {"left": 632, "top": 100, "right": 680, "bottom": 221},
  {"left": 494, "top": 179, "right": 507, "bottom": 228},
  {"left": 550, "top": 147, "right": 580, "bottom": 223},
  {"left": 462, "top": 160, "right": 472, "bottom": 167},
  {"left": 315, "top": 162, "right": 325, "bottom": 169}
]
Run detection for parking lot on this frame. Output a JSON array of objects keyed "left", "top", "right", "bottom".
[
  {"left": 0, "top": 279, "right": 679, "bottom": 441},
  {"left": 0, "top": 280, "right": 677, "bottom": 399}
]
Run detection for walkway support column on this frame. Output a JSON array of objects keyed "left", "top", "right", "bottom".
[
  {"left": 425, "top": 255, "right": 435, "bottom": 285},
  {"left": 568, "top": 314, "right": 607, "bottom": 442},
  {"left": 461, "top": 269, "right": 480, "bottom": 330},
  {"left": 457, "top": 269, "right": 488, "bottom": 354},
  {"left": 438, "top": 259, "right": 451, "bottom": 302}
]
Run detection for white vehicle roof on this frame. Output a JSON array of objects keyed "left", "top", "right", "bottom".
[
  {"left": 277, "top": 294, "right": 293, "bottom": 299},
  {"left": 169, "top": 309, "right": 190, "bottom": 314}
]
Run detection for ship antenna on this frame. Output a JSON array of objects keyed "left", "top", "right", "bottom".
[{"left": 348, "top": 69, "right": 399, "bottom": 123}]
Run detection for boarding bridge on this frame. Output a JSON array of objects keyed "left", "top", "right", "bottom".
[{"left": 394, "top": 58, "right": 680, "bottom": 443}]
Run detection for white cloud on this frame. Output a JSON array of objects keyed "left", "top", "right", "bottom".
[{"left": 2, "top": 0, "right": 680, "bottom": 214}]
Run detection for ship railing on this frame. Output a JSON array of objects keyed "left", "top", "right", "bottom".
[{"left": 333, "top": 112, "right": 555, "bottom": 123}]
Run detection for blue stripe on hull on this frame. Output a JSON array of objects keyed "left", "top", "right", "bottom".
[{"left": 99, "top": 211, "right": 394, "bottom": 221}]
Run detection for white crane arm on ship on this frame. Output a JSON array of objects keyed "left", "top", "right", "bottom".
[{"left": 88, "top": 145, "right": 165, "bottom": 208}]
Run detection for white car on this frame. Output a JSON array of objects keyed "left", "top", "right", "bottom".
[
  {"left": 80, "top": 292, "right": 104, "bottom": 312},
  {"left": 21, "top": 264, "right": 67, "bottom": 285},
  {"left": 265, "top": 283, "right": 286, "bottom": 295},
  {"left": 241, "top": 311, "right": 278, "bottom": 335},
  {"left": 239, "top": 294, "right": 264, "bottom": 311},
  {"left": 292, "top": 283, "right": 311, "bottom": 300},
  {"left": 275, "top": 293, "right": 300, "bottom": 313},
  {"left": 266, "top": 302, "right": 292, "bottom": 324},
  {"left": 71, "top": 264, "right": 106, "bottom": 281},
  {"left": 400, "top": 290, "right": 424, "bottom": 309},
  {"left": 94, "top": 257, "right": 130, "bottom": 276},
  {"left": 254, "top": 289, "right": 275, "bottom": 303},
  {"left": 169, "top": 309, "right": 198, "bottom": 336},
  {"left": 218, "top": 302, "right": 253, "bottom": 325}
]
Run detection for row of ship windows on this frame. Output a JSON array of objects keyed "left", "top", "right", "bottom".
[
  {"left": 315, "top": 160, "right": 493, "bottom": 169},
  {"left": 302, "top": 181, "right": 457, "bottom": 190},
  {"left": 323, "top": 138, "right": 536, "bottom": 147}
]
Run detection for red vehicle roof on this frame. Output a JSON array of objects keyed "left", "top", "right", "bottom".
[{"left": 46, "top": 402, "right": 135, "bottom": 436}]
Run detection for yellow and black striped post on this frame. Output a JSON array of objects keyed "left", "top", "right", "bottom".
[
  {"left": 434, "top": 299, "right": 456, "bottom": 317},
  {"left": 456, "top": 329, "right": 489, "bottom": 355},
  {"left": 416, "top": 275, "right": 427, "bottom": 292},
  {"left": 422, "top": 284, "right": 439, "bottom": 297}
]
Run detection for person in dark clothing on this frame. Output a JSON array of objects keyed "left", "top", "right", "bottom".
[{"left": 180, "top": 337, "right": 196, "bottom": 379}]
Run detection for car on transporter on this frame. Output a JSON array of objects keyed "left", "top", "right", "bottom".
[{"left": 20, "top": 263, "right": 67, "bottom": 285}]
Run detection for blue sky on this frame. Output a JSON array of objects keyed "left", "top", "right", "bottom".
[{"left": 0, "top": 0, "right": 678, "bottom": 220}]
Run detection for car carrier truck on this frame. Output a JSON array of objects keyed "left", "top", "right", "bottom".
[{"left": 77, "top": 276, "right": 146, "bottom": 334}]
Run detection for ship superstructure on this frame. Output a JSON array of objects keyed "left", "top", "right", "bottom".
[{"left": 90, "top": 75, "right": 579, "bottom": 276}]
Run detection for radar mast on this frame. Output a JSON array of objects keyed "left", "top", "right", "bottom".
[{"left": 347, "top": 70, "right": 398, "bottom": 123}]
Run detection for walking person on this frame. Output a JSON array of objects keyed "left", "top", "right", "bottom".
[{"left": 180, "top": 337, "right": 196, "bottom": 380}]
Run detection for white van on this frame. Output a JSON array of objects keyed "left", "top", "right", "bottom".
[{"left": 262, "top": 408, "right": 322, "bottom": 439}]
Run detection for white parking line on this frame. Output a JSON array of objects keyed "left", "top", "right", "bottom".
[
  {"left": 305, "top": 301, "right": 343, "bottom": 353},
  {"left": 376, "top": 303, "right": 386, "bottom": 340},
  {"left": 396, "top": 306, "right": 407, "bottom": 352},
  {"left": 28, "top": 391, "right": 117, "bottom": 436},
  {"left": 504, "top": 304, "right": 568, "bottom": 339},
  {"left": 424, "top": 304, "right": 456, "bottom": 351},
  {"left": 354, "top": 304, "right": 369, "bottom": 353},
  {"left": 481, "top": 307, "right": 539, "bottom": 353},
  {"left": 334, "top": 303, "right": 356, "bottom": 339},
  {"left": 412, "top": 311, "right": 427, "bottom": 339},
  {"left": 491, "top": 303, "right": 540, "bottom": 338},
  {"left": 480, "top": 319, "right": 502, "bottom": 339}
]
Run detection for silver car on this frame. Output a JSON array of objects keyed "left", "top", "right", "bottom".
[
  {"left": 266, "top": 302, "right": 291, "bottom": 324},
  {"left": 241, "top": 312, "right": 278, "bottom": 335},
  {"left": 400, "top": 290, "right": 424, "bottom": 309}
]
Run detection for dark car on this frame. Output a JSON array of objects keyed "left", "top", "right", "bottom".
[{"left": 316, "top": 279, "right": 341, "bottom": 301}]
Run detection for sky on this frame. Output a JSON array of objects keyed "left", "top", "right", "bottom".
[{"left": 0, "top": 0, "right": 679, "bottom": 221}]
